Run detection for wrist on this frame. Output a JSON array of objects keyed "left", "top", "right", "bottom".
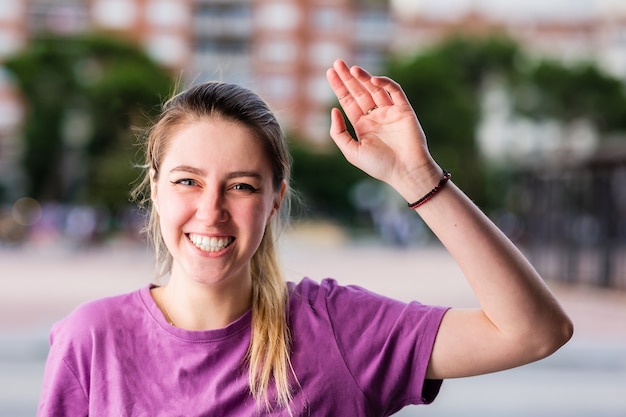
[
  {"left": 393, "top": 162, "right": 444, "bottom": 203},
  {"left": 407, "top": 169, "right": 451, "bottom": 210}
]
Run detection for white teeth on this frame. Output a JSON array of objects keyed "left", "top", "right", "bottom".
[{"left": 188, "top": 234, "right": 233, "bottom": 252}]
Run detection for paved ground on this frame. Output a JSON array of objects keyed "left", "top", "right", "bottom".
[{"left": 1, "top": 227, "right": 625, "bottom": 416}]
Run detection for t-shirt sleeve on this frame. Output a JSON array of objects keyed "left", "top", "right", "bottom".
[
  {"left": 319, "top": 278, "right": 448, "bottom": 415},
  {"left": 38, "top": 320, "right": 90, "bottom": 417}
]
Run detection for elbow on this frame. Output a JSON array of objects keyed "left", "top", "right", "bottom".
[
  {"left": 531, "top": 313, "right": 574, "bottom": 361},
  {"left": 555, "top": 313, "right": 575, "bottom": 351},
  {"left": 562, "top": 315, "right": 575, "bottom": 344}
]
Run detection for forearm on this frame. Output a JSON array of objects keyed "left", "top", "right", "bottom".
[{"left": 403, "top": 174, "right": 572, "bottom": 352}]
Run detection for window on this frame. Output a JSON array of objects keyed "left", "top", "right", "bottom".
[
  {"left": 0, "top": 0, "right": 23, "bottom": 22},
  {"left": 91, "top": 0, "right": 137, "bottom": 29},
  {"left": 0, "top": 98, "right": 22, "bottom": 130},
  {"left": 255, "top": 2, "right": 300, "bottom": 31},
  {"left": 259, "top": 75, "right": 296, "bottom": 101},
  {"left": 145, "top": 34, "right": 188, "bottom": 67},
  {"left": 146, "top": 0, "right": 189, "bottom": 28},
  {"left": 307, "top": 75, "right": 334, "bottom": 104},
  {"left": 308, "top": 41, "right": 345, "bottom": 67},
  {"left": 258, "top": 40, "right": 297, "bottom": 64},
  {"left": 0, "top": 30, "right": 23, "bottom": 58},
  {"left": 311, "top": 7, "right": 345, "bottom": 32}
]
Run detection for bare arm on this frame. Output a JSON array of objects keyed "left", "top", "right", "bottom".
[{"left": 326, "top": 59, "right": 573, "bottom": 379}]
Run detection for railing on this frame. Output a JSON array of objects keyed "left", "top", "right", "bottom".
[{"left": 515, "top": 156, "right": 626, "bottom": 289}]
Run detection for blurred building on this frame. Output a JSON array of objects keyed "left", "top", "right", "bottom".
[
  {"left": 6, "top": 0, "right": 626, "bottom": 139},
  {"left": 390, "top": 0, "right": 626, "bottom": 80},
  {"left": 388, "top": 0, "right": 626, "bottom": 166},
  {"left": 2, "top": 0, "right": 626, "bottom": 201},
  {"left": 86, "top": 0, "right": 193, "bottom": 69},
  {"left": 186, "top": 0, "right": 390, "bottom": 142},
  {"left": 0, "top": 0, "right": 27, "bottom": 201}
]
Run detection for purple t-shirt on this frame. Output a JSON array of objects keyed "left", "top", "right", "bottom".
[{"left": 38, "top": 278, "right": 448, "bottom": 416}]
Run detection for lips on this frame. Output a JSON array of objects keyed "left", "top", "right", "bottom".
[{"left": 187, "top": 234, "right": 234, "bottom": 252}]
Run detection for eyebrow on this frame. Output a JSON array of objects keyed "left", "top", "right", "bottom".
[
  {"left": 169, "top": 165, "right": 264, "bottom": 180},
  {"left": 169, "top": 165, "right": 205, "bottom": 176}
]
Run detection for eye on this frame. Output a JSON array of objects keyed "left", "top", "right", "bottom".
[
  {"left": 232, "top": 183, "right": 258, "bottom": 192},
  {"left": 171, "top": 178, "right": 198, "bottom": 187}
]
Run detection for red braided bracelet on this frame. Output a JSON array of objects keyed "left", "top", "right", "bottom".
[{"left": 407, "top": 169, "right": 451, "bottom": 210}]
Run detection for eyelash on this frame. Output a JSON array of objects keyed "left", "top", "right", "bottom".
[
  {"left": 232, "top": 183, "right": 259, "bottom": 193},
  {"left": 171, "top": 179, "right": 197, "bottom": 187},
  {"left": 170, "top": 179, "right": 258, "bottom": 193}
]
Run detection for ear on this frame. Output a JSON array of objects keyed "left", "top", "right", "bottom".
[
  {"left": 150, "top": 169, "right": 159, "bottom": 211},
  {"left": 267, "top": 180, "right": 287, "bottom": 223}
]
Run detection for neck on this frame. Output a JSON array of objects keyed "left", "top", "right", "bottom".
[{"left": 156, "top": 271, "right": 253, "bottom": 331}]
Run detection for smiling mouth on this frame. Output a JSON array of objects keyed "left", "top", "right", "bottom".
[{"left": 188, "top": 234, "right": 234, "bottom": 252}]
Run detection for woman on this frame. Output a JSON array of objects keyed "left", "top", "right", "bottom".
[{"left": 38, "top": 60, "right": 573, "bottom": 416}]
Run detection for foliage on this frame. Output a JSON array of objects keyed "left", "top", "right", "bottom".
[
  {"left": 515, "top": 59, "right": 626, "bottom": 133},
  {"left": 289, "top": 141, "right": 369, "bottom": 222},
  {"left": 5, "top": 33, "right": 173, "bottom": 211}
]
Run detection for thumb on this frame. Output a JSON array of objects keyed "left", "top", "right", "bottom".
[{"left": 329, "top": 108, "right": 359, "bottom": 160}]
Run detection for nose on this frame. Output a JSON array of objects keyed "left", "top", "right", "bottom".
[{"left": 195, "top": 187, "right": 229, "bottom": 224}]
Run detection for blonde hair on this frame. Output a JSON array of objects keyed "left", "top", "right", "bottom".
[{"left": 131, "top": 81, "right": 294, "bottom": 410}]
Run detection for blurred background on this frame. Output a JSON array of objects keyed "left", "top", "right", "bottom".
[{"left": 0, "top": 0, "right": 625, "bottom": 416}]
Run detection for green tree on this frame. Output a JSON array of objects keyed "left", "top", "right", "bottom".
[
  {"left": 516, "top": 59, "right": 626, "bottom": 133},
  {"left": 289, "top": 141, "right": 369, "bottom": 221},
  {"left": 5, "top": 33, "right": 173, "bottom": 211}
]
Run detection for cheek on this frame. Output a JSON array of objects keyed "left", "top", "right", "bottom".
[
  {"left": 237, "top": 200, "right": 274, "bottom": 235},
  {"left": 236, "top": 204, "right": 268, "bottom": 229},
  {"left": 156, "top": 192, "right": 191, "bottom": 229}
]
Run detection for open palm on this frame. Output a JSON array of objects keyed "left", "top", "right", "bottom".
[{"left": 326, "top": 60, "right": 438, "bottom": 191}]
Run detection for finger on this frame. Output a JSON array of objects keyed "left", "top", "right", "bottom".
[
  {"left": 350, "top": 66, "right": 394, "bottom": 108},
  {"left": 329, "top": 108, "right": 359, "bottom": 159},
  {"left": 326, "top": 66, "right": 363, "bottom": 122},
  {"left": 370, "top": 75, "right": 411, "bottom": 107},
  {"left": 332, "top": 59, "right": 378, "bottom": 116},
  {"left": 326, "top": 65, "right": 348, "bottom": 98}
]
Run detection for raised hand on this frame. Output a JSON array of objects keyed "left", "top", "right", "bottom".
[
  {"left": 326, "top": 60, "right": 572, "bottom": 381},
  {"left": 326, "top": 59, "right": 441, "bottom": 199}
]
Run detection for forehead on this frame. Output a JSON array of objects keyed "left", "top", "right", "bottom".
[{"left": 161, "top": 117, "right": 271, "bottom": 172}]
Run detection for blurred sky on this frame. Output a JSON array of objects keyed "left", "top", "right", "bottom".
[{"left": 392, "top": 0, "right": 626, "bottom": 21}]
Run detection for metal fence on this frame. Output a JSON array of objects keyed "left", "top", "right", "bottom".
[{"left": 516, "top": 150, "right": 626, "bottom": 289}]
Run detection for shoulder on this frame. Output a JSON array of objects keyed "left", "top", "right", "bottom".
[
  {"left": 288, "top": 277, "right": 356, "bottom": 311},
  {"left": 286, "top": 278, "right": 448, "bottom": 409},
  {"left": 289, "top": 277, "right": 374, "bottom": 299},
  {"left": 63, "top": 288, "right": 142, "bottom": 326},
  {"left": 287, "top": 277, "right": 408, "bottom": 332},
  {"left": 288, "top": 277, "right": 333, "bottom": 302},
  {"left": 50, "top": 287, "right": 146, "bottom": 346},
  {"left": 288, "top": 277, "right": 448, "bottom": 333},
  {"left": 289, "top": 277, "right": 409, "bottom": 311}
]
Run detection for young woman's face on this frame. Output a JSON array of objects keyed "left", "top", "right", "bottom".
[{"left": 152, "top": 117, "right": 283, "bottom": 287}]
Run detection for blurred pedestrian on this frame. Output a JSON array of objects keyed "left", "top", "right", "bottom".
[{"left": 37, "top": 59, "right": 573, "bottom": 416}]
